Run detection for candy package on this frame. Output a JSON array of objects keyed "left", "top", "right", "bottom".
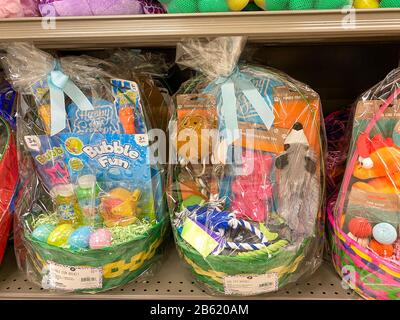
[
  {"left": 0, "top": 77, "right": 18, "bottom": 264},
  {"left": 331, "top": 67, "right": 400, "bottom": 299},
  {"left": 1, "top": 43, "right": 168, "bottom": 293},
  {"left": 167, "top": 37, "right": 326, "bottom": 296}
]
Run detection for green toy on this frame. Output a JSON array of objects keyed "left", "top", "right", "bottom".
[
  {"left": 160, "top": 0, "right": 355, "bottom": 13},
  {"left": 380, "top": 0, "right": 400, "bottom": 7}
]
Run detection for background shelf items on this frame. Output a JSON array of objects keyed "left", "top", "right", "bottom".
[
  {"left": 1, "top": 10, "right": 400, "bottom": 49},
  {"left": 0, "top": 246, "right": 358, "bottom": 300}
]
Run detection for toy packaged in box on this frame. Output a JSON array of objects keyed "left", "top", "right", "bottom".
[
  {"left": 1, "top": 43, "right": 167, "bottom": 293},
  {"left": 331, "top": 68, "right": 400, "bottom": 300},
  {"left": 167, "top": 37, "right": 325, "bottom": 296},
  {"left": 0, "top": 77, "right": 18, "bottom": 265}
]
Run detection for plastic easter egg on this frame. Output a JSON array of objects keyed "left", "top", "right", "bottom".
[
  {"left": 47, "top": 224, "right": 75, "bottom": 247},
  {"left": 353, "top": 0, "right": 380, "bottom": 8},
  {"left": 32, "top": 224, "right": 56, "bottom": 243},
  {"left": 373, "top": 223, "right": 398, "bottom": 245},
  {"left": 68, "top": 226, "right": 93, "bottom": 250},
  {"left": 89, "top": 229, "right": 112, "bottom": 249},
  {"left": 227, "top": 0, "right": 249, "bottom": 11}
]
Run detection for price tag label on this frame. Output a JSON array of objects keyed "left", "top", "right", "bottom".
[
  {"left": 223, "top": 273, "right": 278, "bottom": 296},
  {"left": 47, "top": 261, "right": 103, "bottom": 291}
]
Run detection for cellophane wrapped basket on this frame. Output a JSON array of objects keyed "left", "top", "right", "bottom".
[
  {"left": 331, "top": 67, "right": 400, "bottom": 300},
  {"left": 0, "top": 76, "right": 18, "bottom": 264},
  {"left": 167, "top": 37, "right": 326, "bottom": 296},
  {"left": 0, "top": 43, "right": 168, "bottom": 293}
]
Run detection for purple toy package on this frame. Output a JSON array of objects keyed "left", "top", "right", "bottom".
[{"left": 38, "top": 0, "right": 165, "bottom": 16}]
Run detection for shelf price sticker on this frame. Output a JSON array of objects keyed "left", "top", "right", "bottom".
[
  {"left": 46, "top": 261, "right": 103, "bottom": 291},
  {"left": 223, "top": 273, "right": 278, "bottom": 296}
]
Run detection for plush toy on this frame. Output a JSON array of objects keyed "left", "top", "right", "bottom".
[
  {"left": 0, "top": 0, "right": 39, "bottom": 18},
  {"left": 351, "top": 133, "right": 400, "bottom": 194},
  {"left": 275, "top": 122, "right": 320, "bottom": 241},
  {"left": 38, "top": 0, "right": 165, "bottom": 16}
]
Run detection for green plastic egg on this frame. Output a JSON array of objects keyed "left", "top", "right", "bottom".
[
  {"left": 199, "top": 0, "right": 230, "bottom": 12},
  {"left": 315, "top": 0, "right": 351, "bottom": 9},
  {"left": 47, "top": 224, "right": 75, "bottom": 247},
  {"left": 244, "top": 2, "right": 262, "bottom": 10},
  {"left": 168, "top": 0, "right": 199, "bottom": 13},
  {"left": 259, "top": 0, "right": 289, "bottom": 10},
  {"left": 380, "top": 0, "right": 400, "bottom": 7},
  {"left": 289, "top": 0, "right": 314, "bottom": 9}
]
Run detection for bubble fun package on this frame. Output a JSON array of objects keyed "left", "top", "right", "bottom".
[
  {"left": 331, "top": 68, "right": 400, "bottom": 300},
  {"left": 167, "top": 37, "right": 325, "bottom": 296},
  {"left": 0, "top": 76, "right": 18, "bottom": 265},
  {"left": 0, "top": 43, "right": 167, "bottom": 293}
]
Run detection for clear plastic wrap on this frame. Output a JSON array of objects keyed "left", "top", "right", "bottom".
[
  {"left": 331, "top": 67, "right": 400, "bottom": 300},
  {"left": 37, "top": 0, "right": 165, "bottom": 16},
  {"left": 0, "top": 75, "right": 18, "bottom": 265},
  {"left": 0, "top": 43, "right": 168, "bottom": 293},
  {"left": 106, "top": 49, "right": 172, "bottom": 133},
  {"left": 325, "top": 108, "right": 352, "bottom": 196},
  {"left": 167, "top": 37, "right": 325, "bottom": 296}
]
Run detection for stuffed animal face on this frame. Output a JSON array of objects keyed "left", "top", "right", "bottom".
[
  {"left": 275, "top": 122, "right": 316, "bottom": 175},
  {"left": 353, "top": 146, "right": 400, "bottom": 180}
]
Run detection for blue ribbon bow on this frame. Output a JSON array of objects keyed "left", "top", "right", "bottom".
[
  {"left": 207, "top": 68, "right": 275, "bottom": 146},
  {"left": 48, "top": 70, "right": 94, "bottom": 136}
]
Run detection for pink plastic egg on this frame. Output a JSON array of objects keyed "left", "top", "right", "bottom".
[{"left": 89, "top": 229, "right": 112, "bottom": 249}]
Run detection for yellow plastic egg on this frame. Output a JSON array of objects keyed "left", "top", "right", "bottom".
[
  {"left": 227, "top": 0, "right": 249, "bottom": 11},
  {"left": 47, "top": 224, "right": 75, "bottom": 247},
  {"left": 353, "top": 0, "right": 380, "bottom": 8}
]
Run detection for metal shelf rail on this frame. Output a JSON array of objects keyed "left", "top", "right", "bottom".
[{"left": 1, "top": 10, "right": 400, "bottom": 48}]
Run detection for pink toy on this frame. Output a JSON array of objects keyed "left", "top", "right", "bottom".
[
  {"left": 231, "top": 150, "right": 273, "bottom": 223},
  {"left": 0, "top": 0, "right": 39, "bottom": 18},
  {"left": 89, "top": 229, "right": 112, "bottom": 249},
  {"left": 38, "top": 0, "right": 165, "bottom": 16}
]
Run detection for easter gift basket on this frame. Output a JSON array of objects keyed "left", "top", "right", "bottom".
[
  {"left": 1, "top": 43, "right": 168, "bottom": 293},
  {"left": 330, "top": 67, "right": 400, "bottom": 300},
  {"left": 0, "top": 78, "right": 18, "bottom": 264},
  {"left": 167, "top": 37, "right": 325, "bottom": 296}
]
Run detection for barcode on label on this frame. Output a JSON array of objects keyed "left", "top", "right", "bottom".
[{"left": 81, "top": 277, "right": 98, "bottom": 282}]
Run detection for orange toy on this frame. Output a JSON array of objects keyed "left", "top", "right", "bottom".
[
  {"left": 352, "top": 146, "right": 400, "bottom": 194},
  {"left": 369, "top": 239, "right": 394, "bottom": 258}
]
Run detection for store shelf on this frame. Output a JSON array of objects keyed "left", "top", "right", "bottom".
[
  {"left": 0, "top": 245, "right": 358, "bottom": 300},
  {"left": 1, "top": 10, "right": 400, "bottom": 49}
]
